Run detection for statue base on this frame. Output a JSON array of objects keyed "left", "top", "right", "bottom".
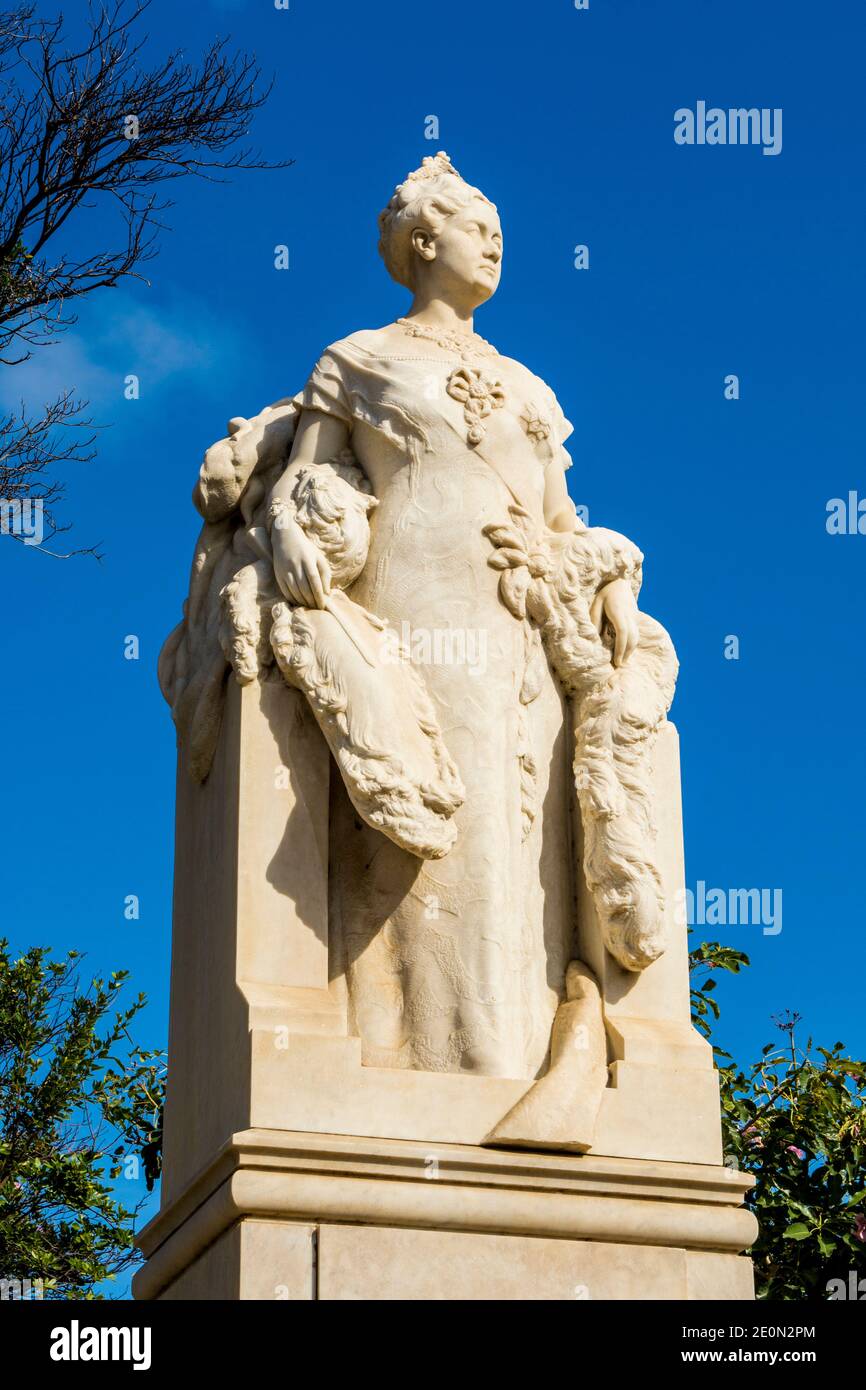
[
  {"left": 133, "top": 1128, "right": 754, "bottom": 1301},
  {"left": 134, "top": 679, "right": 757, "bottom": 1300}
]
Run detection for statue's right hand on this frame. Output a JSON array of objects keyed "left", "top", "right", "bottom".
[{"left": 272, "top": 519, "right": 332, "bottom": 609}]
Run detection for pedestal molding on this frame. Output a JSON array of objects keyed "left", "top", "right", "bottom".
[{"left": 134, "top": 1128, "right": 757, "bottom": 1301}]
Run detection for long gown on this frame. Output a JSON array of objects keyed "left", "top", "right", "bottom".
[{"left": 297, "top": 326, "right": 578, "bottom": 1079}]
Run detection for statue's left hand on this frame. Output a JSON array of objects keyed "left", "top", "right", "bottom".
[{"left": 590, "top": 578, "right": 640, "bottom": 667}]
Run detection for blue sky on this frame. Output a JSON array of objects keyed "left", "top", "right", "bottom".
[{"left": 3, "top": 0, "right": 864, "bottom": 1275}]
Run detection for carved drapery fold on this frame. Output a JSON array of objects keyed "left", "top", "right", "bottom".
[{"left": 484, "top": 506, "right": 678, "bottom": 972}]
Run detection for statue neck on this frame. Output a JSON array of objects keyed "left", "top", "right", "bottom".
[{"left": 403, "top": 293, "right": 475, "bottom": 336}]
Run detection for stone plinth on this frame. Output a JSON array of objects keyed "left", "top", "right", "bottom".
[
  {"left": 134, "top": 678, "right": 756, "bottom": 1300},
  {"left": 135, "top": 1130, "right": 755, "bottom": 1301}
]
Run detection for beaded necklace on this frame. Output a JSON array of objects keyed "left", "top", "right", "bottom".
[{"left": 395, "top": 316, "right": 498, "bottom": 360}]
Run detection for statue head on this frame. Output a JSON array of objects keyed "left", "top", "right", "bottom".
[{"left": 378, "top": 152, "right": 502, "bottom": 310}]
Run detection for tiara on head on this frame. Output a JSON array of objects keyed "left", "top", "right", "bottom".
[{"left": 402, "top": 151, "right": 462, "bottom": 185}]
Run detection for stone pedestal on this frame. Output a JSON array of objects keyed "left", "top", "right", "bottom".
[{"left": 133, "top": 678, "right": 757, "bottom": 1301}]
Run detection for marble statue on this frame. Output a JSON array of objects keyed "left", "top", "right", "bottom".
[{"left": 159, "top": 152, "right": 678, "bottom": 1108}]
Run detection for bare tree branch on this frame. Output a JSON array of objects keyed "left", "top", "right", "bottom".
[
  {"left": 0, "top": 391, "right": 103, "bottom": 556},
  {"left": 0, "top": 0, "right": 290, "bottom": 554}
]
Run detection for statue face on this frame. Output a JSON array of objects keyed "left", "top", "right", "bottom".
[{"left": 412, "top": 196, "right": 503, "bottom": 308}]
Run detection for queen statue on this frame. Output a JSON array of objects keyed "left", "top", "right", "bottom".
[{"left": 159, "top": 153, "right": 678, "bottom": 1115}]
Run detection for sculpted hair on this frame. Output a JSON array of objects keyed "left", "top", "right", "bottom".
[{"left": 377, "top": 151, "right": 495, "bottom": 291}]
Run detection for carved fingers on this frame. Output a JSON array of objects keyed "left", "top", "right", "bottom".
[
  {"left": 304, "top": 551, "right": 332, "bottom": 609},
  {"left": 272, "top": 523, "right": 332, "bottom": 609},
  {"left": 592, "top": 578, "right": 641, "bottom": 667}
]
